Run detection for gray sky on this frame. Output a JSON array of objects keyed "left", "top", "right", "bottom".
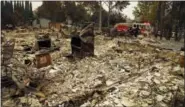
[
  {"left": 32, "top": 1, "right": 138, "bottom": 20},
  {"left": 122, "top": 2, "right": 138, "bottom": 20},
  {"left": 32, "top": 1, "right": 42, "bottom": 10}
]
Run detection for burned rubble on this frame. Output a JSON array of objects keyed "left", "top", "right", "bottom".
[
  {"left": 69, "top": 23, "right": 95, "bottom": 58},
  {"left": 1, "top": 27, "right": 184, "bottom": 107}
]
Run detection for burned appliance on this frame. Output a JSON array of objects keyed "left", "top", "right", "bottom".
[
  {"left": 35, "top": 33, "right": 51, "bottom": 51},
  {"left": 37, "top": 38, "right": 51, "bottom": 50},
  {"left": 70, "top": 23, "right": 95, "bottom": 58}
]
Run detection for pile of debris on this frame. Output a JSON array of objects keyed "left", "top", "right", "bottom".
[{"left": 69, "top": 23, "right": 95, "bottom": 58}]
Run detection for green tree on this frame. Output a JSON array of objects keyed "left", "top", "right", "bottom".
[
  {"left": 36, "top": 1, "right": 90, "bottom": 23},
  {"left": 36, "top": 1, "right": 129, "bottom": 30},
  {"left": 17, "top": 1, "right": 20, "bottom": 9},
  {"left": 104, "top": 1, "right": 129, "bottom": 28},
  {"left": 14, "top": 1, "right": 17, "bottom": 10},
  {"left": 133, "top": 1, "right": 156, "bottom": 23},
  {"left": 90, "top": 8, "right": 109, "bottom": 27},
  {"left": 170, "top": 2, "right": 185, "bottom": 41},
  {"left": 62, "top": 1, "right": 90, "bottom": 24},
  {"left": 133, "top": 1, "right": 185, "bottom": 41},
  {"left": 1, "top": 1, "right": 5, "bottom": 27},
  {"left": 37, "top": 1, "right": 61, "bottom": 21},
  {"left": 13, "top": 1, "right": 26, "bottom": 25},
  {"left": 110, "top": 12, "right": 126, "bottom": 25},
  {"left": 29, "top": 2, "right": 33, "bottom": 19},
  {"left": 77, "top": 1, "right": 102, "bottom": 31},
  {"left": 10, "top": 1, "right": 13, "bottom": 14},
  {"left": 1, "top": 1, "right": 15, "bottom": 28},
  {"left": 24, "top": 1, "right": 30, "bottom": 22}
]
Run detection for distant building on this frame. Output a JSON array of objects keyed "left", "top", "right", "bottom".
[
  {"left": 32, "top": 18, "right": 51, "bottom": 28},
  {"left": 49, "top": 22, "right": 64, "bottom": 31}
]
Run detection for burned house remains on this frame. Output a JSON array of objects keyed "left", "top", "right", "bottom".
[{"left": 70, "top": 23, "right": 95, "bottom": 58}]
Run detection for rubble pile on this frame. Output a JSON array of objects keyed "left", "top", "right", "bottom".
[
  {"left": 1, "top": 29, "right": 184, "bottom": 107},
  {"left": 70, "top": 23, "right": 95, "bottom": 58}
]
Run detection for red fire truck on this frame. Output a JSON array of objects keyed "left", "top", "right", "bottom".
[
  {"left": 114, "top": 23, "right": 131, "bottom": 33},
  {"left": 132, "top": 22, "right": 151, "bottom": 36},
  {"left": 113, "top": 22, "right": 152, "bottom": 36}
]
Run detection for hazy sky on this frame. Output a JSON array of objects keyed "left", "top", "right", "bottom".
[
  {"left": 32, "top": 1, "right": 138, "bottom": 20},
  {"left": 32, "top": 1, "right": 42, "bottom": 10},
  {"left": 122, "top": 2, "right": 138, "bottom": 20}
]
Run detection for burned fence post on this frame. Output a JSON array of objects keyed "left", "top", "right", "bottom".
[{"left": 70, "top": 23, "right": 95, "bottom": 58}]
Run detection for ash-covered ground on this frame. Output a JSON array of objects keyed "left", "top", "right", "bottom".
[{"left": 2, "top": 29, "right": 184, "bottom": 107}]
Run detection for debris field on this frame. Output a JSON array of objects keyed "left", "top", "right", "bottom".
[{"left": 1, "top": 28, "right": 184, "bottom": 107}]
